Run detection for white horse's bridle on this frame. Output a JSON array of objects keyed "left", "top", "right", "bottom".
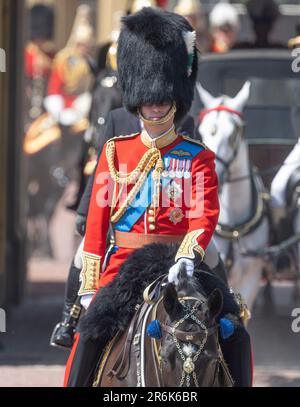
[{"left": 200, "top": 104, "right": 246, "bottom": 185}]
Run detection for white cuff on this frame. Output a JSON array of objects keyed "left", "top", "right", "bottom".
[{"left": 80, "top": 293, "right": 94, "bottom": 310}]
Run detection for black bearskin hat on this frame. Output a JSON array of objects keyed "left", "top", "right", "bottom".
[
  {"left": 117, "top": 7, "right": 198, "bottom": 122},
  {"left": 29, "top": 4, "right": 54, "bottom": 41}
]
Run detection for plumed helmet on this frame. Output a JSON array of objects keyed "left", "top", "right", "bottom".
[
  {"left": 66, "top": 5, "right": 94, "bottom": 48},
  {"left": 117, "top": 7, "right": 198, "bottom": 122},
  {"left": 130, "top": 0, "right": 157, "bottom": 14},
  {"left": 174, "top": 0, "right": 201, "bottom": 18},
  {"left": 209, "top": 3, "right": 240, "bottom": 31},
  {"left": 29, "top": 4, "right": 54, "bottom": 41}
]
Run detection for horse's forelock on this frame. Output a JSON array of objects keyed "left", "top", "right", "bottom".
[{"left": 176, "top": 272, "right": 206, "bottom": 300}]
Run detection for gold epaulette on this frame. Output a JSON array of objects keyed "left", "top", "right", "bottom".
[
  {"left": 181, "top": 135, "right": 210, "bottom": 151},
  {"left": 106, "top": 132, "right": 140, "bottom": 144}
]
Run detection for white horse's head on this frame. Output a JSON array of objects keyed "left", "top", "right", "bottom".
[{"left": 197, "top": 81, "right": 251, "bottom": 185}]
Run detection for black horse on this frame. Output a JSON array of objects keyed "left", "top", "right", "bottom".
[{"left": 76, "top": 243, "right": 251, "bottom": 387}]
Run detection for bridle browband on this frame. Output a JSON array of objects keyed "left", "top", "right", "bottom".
[
  {"left": 199, "top": 105, "right": 246, "bottom": 184},
  {"left": 199, "top": 105, "right": 244, "bottom": 122}
]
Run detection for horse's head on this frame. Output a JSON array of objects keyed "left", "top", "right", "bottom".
[
  {"left": 159, "top": 267, "right": 223, "bottom": 387},
  {"left": 197, "top": 81, "right": 250, "bottom": 187}
]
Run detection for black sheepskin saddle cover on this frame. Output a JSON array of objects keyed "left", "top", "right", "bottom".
[{"left": 79, "top": 243, "right": 239, "bottom": 343}]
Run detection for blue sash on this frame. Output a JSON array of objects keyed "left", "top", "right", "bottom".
[{"left": 114, "top": 140, "right": 204, "bottom": 232}]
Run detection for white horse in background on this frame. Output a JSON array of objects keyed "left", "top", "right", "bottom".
[
  {"left": 197, "top": 82, "right": 270, "bottom": 311},
  {"left": 270, "top": 138, "right": 300, "bottom": 296}
]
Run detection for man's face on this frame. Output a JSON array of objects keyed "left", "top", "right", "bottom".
[{"left": 140, "top": 103, "right": 172, "bottom": 121}]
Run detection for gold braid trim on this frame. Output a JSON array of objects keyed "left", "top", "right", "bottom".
[
  {"left": 106, "top": 140, "right": 164, "bottom": 224},
  {"left": 78, "top": 252, "right": 101, "bottom": 296},
  {"left": 175, "top": 229, "right": 205, "bottom": 262}
]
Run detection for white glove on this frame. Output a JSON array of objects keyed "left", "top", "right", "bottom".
[
  {"left": 72, "top": 92, "right": 92, "bottom": 119},
  {"left": 60, "top": 108, "right": 80, "bottom": 126},
  {"left": 168, "top": 258, "right": 194, "bottom": 285},
  {"left": 44, "top": 95, "right": 64, "bottom": 122},
  {"left": 80, "top": 293, "right": 94, "bottom": 310},
  {"left": 60, "top": 93, "right": 92, "bottom": 126}
]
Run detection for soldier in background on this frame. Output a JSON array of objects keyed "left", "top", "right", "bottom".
[
  {"left": 44, "top": 4, "right": 96, "bottom": 208},
  {"left": 174, "top": 0, "right": 209, "bottom": 53},
  {"left": 45, "top": 5, "right": 94, "bottom": 133},
  {"left": 25, "top": 5, "right": 95, "bottom": 258},
  {"left": 288, "top": 20, "right": 300, "bottom": 50},
  {"left": 234, "top": 0, "right": 286, "bottom": 50},
  {"left": 24, "top": 4, "right": 57, "bottom": 257},
  {"left": 209, "top": 2, "right": 240, "bottom": 53},
  {"left": 25, "top": 4, "right": 55, "bottom": 126}
]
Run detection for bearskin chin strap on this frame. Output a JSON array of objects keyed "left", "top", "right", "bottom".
[{"left": 138, "top": 103, "right": 177, "bottom": 126}]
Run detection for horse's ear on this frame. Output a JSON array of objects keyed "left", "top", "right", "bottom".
[
  {"left": 227, "top": 81, "right": 251, "bottom": 112},
  {"left": 207, "top": 288, "right": 223, "bottom": 320},
  {"left": 196, "top": 82, "right": 215, "bottom": 108},
  {"left": 163, "top": 283, "right": 182, "bottom": 321}
]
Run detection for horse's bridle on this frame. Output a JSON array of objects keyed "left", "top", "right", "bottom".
[
  {"left": 200, "top": 105, "right": 246, "bottom": 185},
  {"left": 160, "top": 296, "right": 218, "bottom": 387}
]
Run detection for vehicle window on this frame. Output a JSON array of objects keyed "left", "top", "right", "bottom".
[
  {"left": 225, "top": 77, "right": 299, "bottom": 106},
  {"left": 224, "top": 77, "right": 300, "bottom": 142}
]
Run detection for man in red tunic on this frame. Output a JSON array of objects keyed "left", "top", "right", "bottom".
[
  {"left": 45, "top": 5, "right": 94, "bottom": 128},
  {"left": 64, "top": 7, "right": 252, "bottom": 387}
]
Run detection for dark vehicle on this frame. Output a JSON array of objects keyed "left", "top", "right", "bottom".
[{"left": 191, "top": 49, "right": 299, "bottom": 188}]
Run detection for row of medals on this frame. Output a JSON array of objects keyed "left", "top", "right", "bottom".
[
  {"left": 160, "top": 157, "right": 192, "bottom": 180},
  {"left": 149, "top": 157, "right": 188, "bottom": 229}
]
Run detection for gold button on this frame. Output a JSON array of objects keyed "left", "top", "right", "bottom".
[
  {"left": 149, "top": 224, "right": 156, "bottom": 231},
  {"left": 148, "top": 216, "right": 155, "bottom": 223},
  {"left": 149, "top": 210, "right": 154, "bottom": 216}
]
